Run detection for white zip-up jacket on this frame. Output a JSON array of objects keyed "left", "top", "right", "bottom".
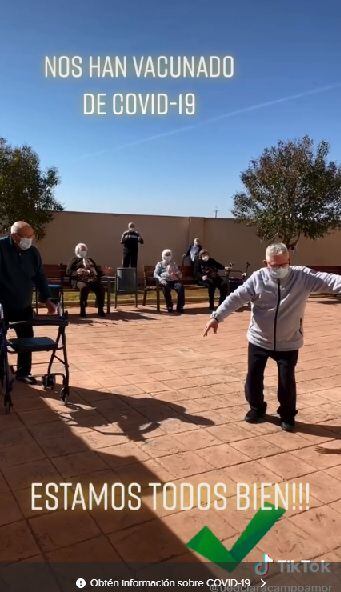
[{"left": 212, "top": 266, "right": 341, "bottom": 351}]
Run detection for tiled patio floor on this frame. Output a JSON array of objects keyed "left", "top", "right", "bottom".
[{"left": 0, "top": 297, "right": 340, "bottom": 569}]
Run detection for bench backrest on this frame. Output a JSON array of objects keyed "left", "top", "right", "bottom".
[
  {"left": 43, "top": 264, "right": 67, "bottom": 282},
  {"left": 310, "top": 265, "right": 341, "bottom": 274},
  {"left": 144, "top": 265, "right": 157, "bottom": 287}
]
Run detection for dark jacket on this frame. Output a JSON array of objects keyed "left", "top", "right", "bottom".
[
  {"left": 66, "top": 257, "right": 102, "bottom": 288},
  {"left": 120, "top": 230, "right": 144, "bottom": 253},
  {"left": 0, "top": 235, "right": 50, "bottom": 311},
  {"left": 197, "top": 257, "right": 225, "bottom": 280}
]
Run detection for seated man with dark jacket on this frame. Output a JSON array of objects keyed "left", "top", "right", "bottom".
[
  {"left": 197, "top": 249, "right": 229, "bottom": 310},
  {"left": 67, "top": 243, "right": 105, "bottom": 318}
]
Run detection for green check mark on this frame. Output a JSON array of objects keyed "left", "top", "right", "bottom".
[{"left": 186, "top": 502, "right": 285, "bottom": 572}]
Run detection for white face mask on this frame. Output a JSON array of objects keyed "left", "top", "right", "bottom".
[
  {"left": 269, "top": 265, "right": 290, "bottom": 280},
  {"left": 78, "top": 250, "right": 87, "bottom": 258},
  {"left": 19, "top": 237, "right": 33, "bottom": 250},
  {"left": 163, "top": 255, "right": 172, "bottom": 263}
]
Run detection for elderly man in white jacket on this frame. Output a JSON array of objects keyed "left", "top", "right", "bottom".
[{"left": 204, "top": 243, "right": 341, "bottom": 431}]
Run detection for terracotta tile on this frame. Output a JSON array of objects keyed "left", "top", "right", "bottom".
[
  {"left": 163, "top": 507, "right": 237, "bottom": 544},
  {"left": 260, "top": 452, "right": 316, "bottom": 479},
  {"left": 0, "top": 521, "right": 40, "bottom": 562},
  {"left": 46, "top": 535, "right": 122, "bottom": 562},
  {"left": 258, "top": 518, "right": 325, "bottom": 560},
  {"left": 290, "top": 444, "right": 341, "bottom": 470},
  {"left": 173, "top": 429, "right": 222, "bottom": 450},
  {"left": 228, "top": 459, "right": 282, "bottom": 484},
  {"left": 108, "top": 520, "right": 185, "bottom": 563},
  {"left": 231, "top": 436, "right": 283, "bottom": 460},
  {"left": 196, "top": 444, "right": 251, "bottom": 468},
  {"left": 29, "top": 510, "right": 100, "bottom": 551},
  {"left": 300, "top": 470, "right": 341, "bottom": 503},
  {"left": 0, "top": 491, "right": 23, "bottom": 525},
  {"left": 98, "top": 442, "right": 151, "bottom": 469},
  {"left": 157, "top": 451, "right": 213, "bottom": 479},
  {"left": 289, "top": 505, "right": 341, "bottom": 554},
  {"left": 139, "top": 435, "right": 186, "bottom": 458},
  {"left": 52, "top": 451, "right": 108, "bottom": 478}
]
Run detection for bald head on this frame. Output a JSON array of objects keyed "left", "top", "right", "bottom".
[{"left": 10, "top": 221, "right": 35, "bottom": 249}]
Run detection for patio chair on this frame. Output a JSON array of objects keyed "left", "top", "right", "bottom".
[{"left": 142, "top": 266, "right": 161, "bottom": 311}]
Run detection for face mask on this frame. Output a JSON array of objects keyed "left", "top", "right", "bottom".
[
  {"left": 78, "top": 250, "right": 87, "bottom": 258},
  {"left": 163, "top": 256, "right": 172, "bottom": 263},
  {"left": 202, "top": 256, "right": 209, "bottom": 262},
  {"left": 269, "top": 265, "right": 290, "bottom": 280},
  {"left": 19, "top": 237, "right": 32, "bottom": 250}
]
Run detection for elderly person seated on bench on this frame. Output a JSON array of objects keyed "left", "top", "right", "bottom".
[
  {"left": 66, "top": 243, "right": 105, "bottom": 318},
  {"left": 197, "top": 249, "right": 230, "bottom": 311},
  {"left": 154, "top": 249, "right": 185, "bottom": 314}
]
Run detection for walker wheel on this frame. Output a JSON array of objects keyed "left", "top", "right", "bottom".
[
  {"left": 42, "top": 374, "right": 56, "bottom": 388},
  {"left": 60, "top": 386, "right": 69, "bottom": 403}
]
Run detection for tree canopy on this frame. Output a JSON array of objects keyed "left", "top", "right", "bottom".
[
  {"left": 232, "top": 135, "right": 341, "bottom": 248},
  {"left": 0, "top": 137, "right": 63, "bottom": 239}
]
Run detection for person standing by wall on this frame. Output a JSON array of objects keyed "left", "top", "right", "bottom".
[{"left": 120, "top": 222, "right": 144, "bottom": 268}]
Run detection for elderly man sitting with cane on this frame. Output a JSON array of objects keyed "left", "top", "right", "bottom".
[{"left": 204, "top": 243, "right": 341, "bottom": 432}]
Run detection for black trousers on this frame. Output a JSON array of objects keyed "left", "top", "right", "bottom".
[
  {"left": 203, "top": 277, "right": 228, "bottom": 308},
  {"left": 4, "top": 306, "right": 34, "bottom": 376},
  {"left": 245, "top": 342, "right": 299, "bottom": 421},
  {"left": 79, "top": 282, "right": 105, "bottom": 311},
  {"left": 161, "top": 281, "right": 185, "bottom": 311},
  {"left": 122, "top": 250, "right": 138, "bottom": 268}
]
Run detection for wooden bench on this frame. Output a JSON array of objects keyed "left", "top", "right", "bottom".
[
  {"left": 35, "top": 264, "right": 113, "bottom": 313},
  {"left": 309, "top": 265, "right": 341, "bottom": 274}
]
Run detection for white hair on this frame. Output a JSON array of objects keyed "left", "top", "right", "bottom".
[
  {"left": 162, "top": 249, "right": 172, "bottom": 259},
  {"left": 10, "top": 221, "right": 31, "bottom": 234},
  {"left": 266, "top": 243, "right": 289, "bottom": 260},
  {"left": 75, "top": 243, "right": 87, "bottom": 256}
]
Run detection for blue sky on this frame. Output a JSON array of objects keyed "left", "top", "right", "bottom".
[{"left": 1, "top": 0, "right": 341, "bottom": 217}]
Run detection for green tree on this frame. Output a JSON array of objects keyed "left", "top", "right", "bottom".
[
  {"left": 232, "top": 135, "right": 341, "bottom": 249},
  {"left": 0, "top": 137, "right": 63, "bottom": 239}
]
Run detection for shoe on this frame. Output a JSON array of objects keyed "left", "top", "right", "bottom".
[
  {"left": 98, "top": 309, "right": 106, "bottom": 318},
  {"left": 80, "top": 308, "right": 86, "bottom": 318},
  {"left": 245, "top": 408, "right": 266, "bottom": 423},
  {"left": 176, "top": 308, "right": 184, "bottom": 314},
  {"left": 281, "top": 420, "right": 295, "bottom": 432},
  {"left": 16, "top": 374, "right": 37, "bottom": 385},
  {"left": 167, "top": 306, "right": 174, "bottom": 313}
]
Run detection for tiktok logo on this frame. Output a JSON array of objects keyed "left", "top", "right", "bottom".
[{"left": 254, "top": 553, "right": 273, "bottom": 576}]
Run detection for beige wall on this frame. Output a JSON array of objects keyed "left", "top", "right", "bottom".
[{"left": 32, "top": 210, "right": 341, "bottom": 273}]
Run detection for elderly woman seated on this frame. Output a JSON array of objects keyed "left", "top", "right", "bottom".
[
  {"left": 66, "top": 243, "right": 105, "bottom": 317},
  {"left": 154, "top": 249, "right": 185, "bottom": 314}
]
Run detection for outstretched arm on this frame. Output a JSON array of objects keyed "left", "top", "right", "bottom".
[
  {"left": 302, "top": 267, "right": 341, "bottom": 295},
  {"left": 212, "top": 274, "right": 256, "bottom": 322}
]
